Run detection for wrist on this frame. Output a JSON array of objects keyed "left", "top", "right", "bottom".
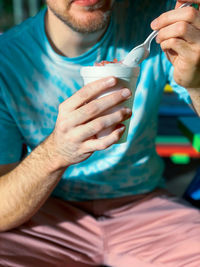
[
  {"left": 186, "top": 87, "right": 200, "bottom": 116},
  {"left": 38, "top": 134, "right": 69, "bottom": 174}
]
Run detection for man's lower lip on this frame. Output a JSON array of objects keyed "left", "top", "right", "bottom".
[{"left": 73, "top": 0, "right": 100, "bottom": 7}]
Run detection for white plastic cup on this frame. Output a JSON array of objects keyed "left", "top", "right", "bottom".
[{"left": 80, "top": 64, "right": 140, "bottom": 143}]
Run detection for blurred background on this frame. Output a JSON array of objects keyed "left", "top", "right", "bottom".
[{"left": 0, "top": 0, "right": 45, "bottom": 31}]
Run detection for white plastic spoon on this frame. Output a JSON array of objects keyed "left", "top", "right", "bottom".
[{"left": 123, "top": 2, "right": 193, "bottom": 67}]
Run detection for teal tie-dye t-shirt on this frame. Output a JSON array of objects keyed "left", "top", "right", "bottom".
[{"left": 0, "top": 0, "right": 190, "bottom": 200}]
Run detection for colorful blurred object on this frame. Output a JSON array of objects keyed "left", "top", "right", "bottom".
[
  {"left": 184, "top": 167, "right": 200, "bottom": 208},
  {"left": 156, "top": 84, "right": 200, "bottom": 163}
]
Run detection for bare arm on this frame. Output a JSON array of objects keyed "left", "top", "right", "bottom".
[
  {"left": 151, "top": 2, "right": 200, "bottom": 116},
  {"left": 0, "top": 140, "right": 66, "bottom": 232},
  {"left": 0, "top": 76, "right": 132, "bottom": 232},
  {"left": 188, "top": 88, "right": 200, "bottom": 116}
]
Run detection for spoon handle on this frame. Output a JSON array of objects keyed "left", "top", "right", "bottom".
[
  {"left": 144, "top": 30, "right": 158, "bottom": 49},
  {"left": 179, "top": 2, "right": 194, "bottom": 8},
  {"left": 144, "top": 2, "right": 193, "bottom": 48}
]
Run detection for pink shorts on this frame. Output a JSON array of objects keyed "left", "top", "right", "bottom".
[{"left": 1, "top": 189, "right": 200, "bottom": 267}]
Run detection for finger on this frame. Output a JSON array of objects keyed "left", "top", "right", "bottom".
[
  {"left": 67, "top": 87, "right": 132, "bottom": 127},
  {"left": 156, "top": 21, "right": 200, "bottom": 44},
  {"left": 151, "top": 6, "right": 200, "bottom": 30},
  {"left": 160, "top": 38, "right": 197, "bottom": 63},
  {"left": 82, "top": 124, "right": 126, "bottom": 152},
  {"left": 60, "top": 76, "right": 117, "bottom": 113},
  {"left": 73, "top": 107, "right": 132, "bottom": 141}
]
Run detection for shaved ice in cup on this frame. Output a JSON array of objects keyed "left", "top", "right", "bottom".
[{"left": 80, "top": 61, "right": 140, "bottom": 143}]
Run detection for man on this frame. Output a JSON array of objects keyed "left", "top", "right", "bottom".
[{"left": 0, "top": 0, "right": 200, "bottom": 266}]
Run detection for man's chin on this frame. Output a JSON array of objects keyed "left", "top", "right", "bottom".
[
  {"left": 47, "top": 0, "right": 112, "bottom": 34},
  {"left": 61, "top": 10, "right": 111, "bottom": 33}
]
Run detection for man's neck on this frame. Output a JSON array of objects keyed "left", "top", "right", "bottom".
[{"left": 45, "top": 9, "right": 107, "bottom": 58}]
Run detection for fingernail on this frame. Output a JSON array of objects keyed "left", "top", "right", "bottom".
[
  {"left": 125, "top": 108, "right": 132, "bottom": 114},
  {"left": 118, "top": 125, "right": 125, "bottom": 132},
  {"left": 156, "top": 36, "right": 160, "bottom": 43},
  {"left": 105, "top": 77, "right": 116, "bottom": 87},
  {"left": 121, "top": 89, "right": 131, "bottom": 98},
  {"left": 151, "top": 19, "right": 158, "bottom": 29}
]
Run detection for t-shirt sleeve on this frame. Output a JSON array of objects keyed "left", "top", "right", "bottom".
[
  {"left": 0, "top": 90, "right": 24, "bottom": 164},
  {"left": 161, "top": 51, "right": 192, "bottom": 105}
]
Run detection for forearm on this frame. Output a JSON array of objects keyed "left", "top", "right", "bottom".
[
  {"left": 187, "top": 88, "right": 200, "bottom": 116},
  {"left": 0, "top": 135, "right": 66, "bottom": 232},
  {"left": 0, "top": 76, "right": 131, "bottom": 231}
]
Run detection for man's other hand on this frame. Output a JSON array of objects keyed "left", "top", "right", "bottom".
[{"left": 151, "top": 0, "right": 200, "bottom": 89}]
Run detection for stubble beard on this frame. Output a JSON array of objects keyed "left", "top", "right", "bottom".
[{"left": 48, "top": 1, "right": 112, "bottom": 34}]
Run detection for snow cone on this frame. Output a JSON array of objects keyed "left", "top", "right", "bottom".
[{"left": 80, "top": 61, "right": 140, "bottom": 143}]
